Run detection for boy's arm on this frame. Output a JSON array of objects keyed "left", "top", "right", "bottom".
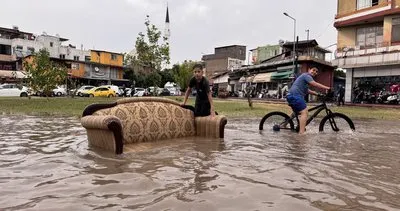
[
  {"left": 207, "top": 92, "right": 215, "bottom": 117},
  {"left": 309, "top": 81, "right": 330, "bottom": 91},
  {"left": 182, "top": 87, "right": 191, "bottom": 105},
  {"left": 308, "top": 89, "right": 319, "bottom": 96}
]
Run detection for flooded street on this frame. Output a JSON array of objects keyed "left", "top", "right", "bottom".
[{"left": 1, "top": 115, "right": 400, "bottom": 211}]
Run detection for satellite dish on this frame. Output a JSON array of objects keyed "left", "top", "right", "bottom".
[
  {"left": 279, "top": 39, "right": 285, "bottom": 46},
  {"left": 95, "top": 67, "right": 100, "bottom": 72}
]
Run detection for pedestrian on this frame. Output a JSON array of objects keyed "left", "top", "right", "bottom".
[
  {"left": 181, "top": 64, "right": 215, "bottom": 117},
  {"left": 337, "top": 84, "right": 345, "bottom": 106}
]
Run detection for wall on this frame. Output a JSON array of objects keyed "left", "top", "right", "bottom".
[
  {"left": 337, "top": 27, "right": 356, "bottom": 49},
  {"left": 204, "top": 58, "right": 228, "bottom": 78},
  {"left": 90, "top": 51, "right": 123, "bottom": 67},
  {"left": 214, "top": 46, "right": 246, "bottom": 60},
  {"left": 337, "top": 0, "right": 356, "bottom": 16}
]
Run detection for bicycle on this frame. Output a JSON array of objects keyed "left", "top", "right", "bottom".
[{"left": 259, "top": 93, "right": 355, "bottom": 132}]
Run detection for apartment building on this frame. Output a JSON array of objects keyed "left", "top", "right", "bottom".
[
  {"left": 201, "top": 45, "right": 246, "bottom": 78},
  {"left": 333, "top": 0, "right": 400, "bottom": 102}
]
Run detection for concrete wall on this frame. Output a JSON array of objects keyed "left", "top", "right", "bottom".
[
  {"left": 10, "top": 35, "right": 89, "bottom": 62},
  {"left": 204, "top": 58, "right": 228, "bottom": 78},
  {"left": 337, "top": 0, "right": 356, "bottom": 16},
  {"left": 337, "top": 27, "right": 356, "bottom": 49}
]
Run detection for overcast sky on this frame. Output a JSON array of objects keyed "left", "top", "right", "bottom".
[{"left": 0, "top": 0, "right": 338, "bottom": 64}]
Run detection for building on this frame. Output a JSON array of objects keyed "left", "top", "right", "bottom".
[
  {"left": 80, "top": 50, "right": 126, "bottom": 86},
  {"left": 229, "top": 40, "right": 334, "bottom": 99},
  {"left": 333, "top": 0, "right": 400, "bottom": 103},
  {"left": 202, "top": 45, "right": 246, "bottom": 78},
  {"left": 250, "top": 44, "right": 282, "bottom": 65}
]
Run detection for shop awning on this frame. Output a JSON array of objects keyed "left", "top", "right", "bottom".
[
  {"left": 0, "top": 70, "right": 27, "bottom": 79},
  {"left": 239, "top": 75, "right": 255, "bottom": 83},
  {"left": 252, "top": 72, "right": 273, "bottom": 83},
  {"left": 239, "top": 76, "right": 246, "bottom": 83},
  {"left": 271, "top": 70, "right": 294, "bottom": 80}
]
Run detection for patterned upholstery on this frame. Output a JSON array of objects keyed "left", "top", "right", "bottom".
[
  {"left": 93, "top": 101, "right": 196, "bottom": 144},
  {"left": 81, "top": 97, "right": 227, "bottom": 154}
]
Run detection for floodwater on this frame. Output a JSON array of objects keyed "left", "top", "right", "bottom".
[{"left": 1, "top": 115, "right": 400, "bottom": 211}]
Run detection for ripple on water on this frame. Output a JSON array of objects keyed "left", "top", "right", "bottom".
[{"left": 0, "top": 115, "right": 400, "bottom": 210}]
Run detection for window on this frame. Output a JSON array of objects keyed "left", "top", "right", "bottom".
[
  {"left": 392, "top": 18, "right": 400, "bottom": 43},
  {"left": 73, "top": 56, "right": 80, "bottom": 61},
  {"left": 357, "top": 0, "right": 379, "bottom": 10},
  {"left": 59, "top": 54, "right": 66, "bottom": 59},
  {"left": 50, "top": 42, "right": 53, "bottom": 47},
  {"left": 85, "top": 56, "right": 91, "bottom": 61},
  {"left": 111, "top": 54, "right": 117, "bottom": 60},
  {"left": 356, "top": 26, "right": 383, "bottom": 48},
  {"left": 16, "top": 45, "right": 23, "bottom": 51},
  {"left": 110, "top": 68, "right": 118, "bottom": 79}
]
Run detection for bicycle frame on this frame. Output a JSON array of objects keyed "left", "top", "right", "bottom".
[{"left": 288, "top": 98, "right": 339, "bottom": 131}]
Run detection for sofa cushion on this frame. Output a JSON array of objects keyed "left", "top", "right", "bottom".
[{"left": 93, "top": 101, "right": 195, "bottom": 144}]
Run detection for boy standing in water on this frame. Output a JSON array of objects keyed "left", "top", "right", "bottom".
[{"left": 182, "top": 64, "right": 215, "bottom": 117}]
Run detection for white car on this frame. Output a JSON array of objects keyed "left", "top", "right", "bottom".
[
  {"left": 132, "top": 88, "right": 146, "bottom": 97},
  {"left": 53, "top": 86, "right": 67, "bottom": 96},
  {"left": 75, "top": 85, "right": 95, "bottom": 97},
  {"left": 0, "top": 83, "right": 29, "bottom": 97}
]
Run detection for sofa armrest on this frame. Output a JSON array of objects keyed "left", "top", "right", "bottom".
[
  {"left": 195, "top": 115, "right": 228, "bottom": 138},
  {"left": 81, "top": 115, "right": 124, "bottom": 154}
]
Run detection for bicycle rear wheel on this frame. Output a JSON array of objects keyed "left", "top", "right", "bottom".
[
  {"left": 319, "top": 112, "right": 355, "bottom": 132},
  {"left": 259, "top": 111, "right": 294, "bottom": 131}
]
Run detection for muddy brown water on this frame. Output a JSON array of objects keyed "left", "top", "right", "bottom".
[{"left": 1, "top": 115, "right": 399, "bottom": 211}]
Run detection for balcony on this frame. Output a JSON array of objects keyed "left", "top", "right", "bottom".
[
  {"left": 0, "top": 54, "right": 16, "bottom": 62},
  {"left": 334, "top": 3, "right": 392, "bottom": 28},
  {"left": 333, "top": 48, "right": 400, "bottom": 68}
]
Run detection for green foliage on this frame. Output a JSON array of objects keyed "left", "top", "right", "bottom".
[
  {"left": 145, "top": 72, "right": 162, "bottom": 88},
  {"left": 334, "top": 68, "right": 346, "bottom": 78},
  {"left": 24, "top": 48, "right": 67, "bottom": 97},
  {"left": 159, "top": 69, "right": 175, "bottom": 87},
  {"left": 135, "top": 15, "right": 170, "bottom": 71},
  {"left": 171, "top": 60, "right": 198, "bottom": 90}
]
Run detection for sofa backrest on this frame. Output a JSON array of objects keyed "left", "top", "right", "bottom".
[{"left": 92, "top": 97, "right": 196, "bottom": 144}]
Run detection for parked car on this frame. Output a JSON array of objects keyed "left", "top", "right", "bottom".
[
  {"left": 0, "top": 83, "right": 29, "bottom": 97},
  {"left": 101, "top": 85, "right": 123, "bottom": 96},
  {"left": 53, "top": 86, "right": 67, "bottom": 96},
  {"left": 82, "top": 87, "right": 116, "bottom": 97},
  {"left": 129, "top": 87, "right": 146, "bottom": 97},
  {"left": 75, "top": 85, "right": 95, "bottom": 97},
  {"left": 158, "top": 88, "right": 171, "bottom": 96}
]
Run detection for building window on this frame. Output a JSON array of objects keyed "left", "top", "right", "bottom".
[
  {"left": 357, "top": 0, "right": 379, "bottom": 10},
  {"left": 85, "top": 56, "right": 91, "bottom": 61},
  {"left": 392, "top": 18, "right": 400, "bottom": 43},
  {"left": 16, "top": 45, "right": 23, "bottom": 51},
  {"left": 111, "top": 54, "right": 117, "bottom": 60},
  {"left": 73, "top": 56, "right": 80, "bottom": 61},
  {"left": 356, "top": 26, "right": 383, "bottom": 49},
  {"left": 50, "top": 42, "right": 53, "bottom": 47},
  {"left": 59, "top": 54, "right": 66, "bottom": 59}
]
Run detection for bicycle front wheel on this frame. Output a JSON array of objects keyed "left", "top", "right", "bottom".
[
  {"left": 319, "top": 112, "right": 355, "bottom": 132},
  {"left": 259, "top": 111, "right": 294, "bottom": 131}
]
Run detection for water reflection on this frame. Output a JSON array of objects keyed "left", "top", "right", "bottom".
[{"left": 0, "top": 115, "right": 400, "bottom": 210}]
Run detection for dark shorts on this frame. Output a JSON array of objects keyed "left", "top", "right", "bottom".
[
  {"left": 195, "top": 101, "right": 211, "bottom": 117},
  {"left": 286, "top": 94, "right": 307, "bottom": 113}
]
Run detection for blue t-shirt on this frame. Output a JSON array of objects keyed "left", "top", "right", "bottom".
[{"left": 288, "top": 73, "right": 314, "bottom": 97}]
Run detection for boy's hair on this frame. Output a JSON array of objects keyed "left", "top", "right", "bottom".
[
  {"left": 309, "top": 65, "right": 319, "bottom": 72},
  {"left": 192, "top": 63, "right": 204, "bottom": 71}
]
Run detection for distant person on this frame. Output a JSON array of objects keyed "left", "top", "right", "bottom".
[
  {"left": 337, "top": 84, "right": 345, "bottom": 106},
  {"left": 181, "top": 64, "right": 215, "bottom": 117},
  {"left": 286, "top": 66, "right": 331, "bottom": 134}
]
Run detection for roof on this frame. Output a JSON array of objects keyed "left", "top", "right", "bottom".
[
  {"left": 90, "top": 49, "right": 123, "bottom": 55},
  {"left": 40, "top": 34, "right": 69, "bottom": 42},
  {"left": 283, "top": 39, "right": 319, "bottom": 48},
  {"left": 215, "top": 44, "right": 246, "bottom": 49}
]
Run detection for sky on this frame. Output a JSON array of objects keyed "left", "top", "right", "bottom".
[{"left": 0, "top": 0, "right": 338, "bottom": 64}]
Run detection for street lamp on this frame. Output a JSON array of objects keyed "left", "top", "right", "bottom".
[{"left": 283, "top": 12, "right": 296, "bottom": 75}]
